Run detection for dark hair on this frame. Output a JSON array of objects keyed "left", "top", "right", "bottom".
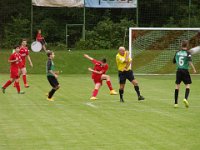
[
  {"left": 46, "top": 50, "right": 53, "bottom": 57},
  {"left": 101, "top": 58, "right": 107, "bottom": 63},
  {"left": 14, "top": 45, "right": 20, "bottom": 49},
  {"left": 181, "top": 40, "right": 189, "bottom": 48}
]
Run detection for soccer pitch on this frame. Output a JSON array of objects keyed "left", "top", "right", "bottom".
[{"left": 0, "top": 74, "right": 200, "bottom": 150}]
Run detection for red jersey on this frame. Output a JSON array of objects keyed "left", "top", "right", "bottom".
[
  {"left": 9, "top": 52, "right": 22, "bottom": 70},
  {"left": 91, "top": 59, "right": 108, "bottom": 79},
  {"left": 36, "top": 33, "right": 44, "bottom": 42},
  {"left": 19, "top": 46, "right": 29, "bottom": 65}
]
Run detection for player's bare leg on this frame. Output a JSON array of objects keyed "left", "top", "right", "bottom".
[
  {"left": 101, "top": 74, "right": 117, "bottom": 95},
  {"left": 131, "top": 79, "right": 145, "bottom": 100}
]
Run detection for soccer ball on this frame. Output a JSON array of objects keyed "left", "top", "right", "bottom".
[{"left": 189, "top": 46, "right": 200, "bottom": 55}]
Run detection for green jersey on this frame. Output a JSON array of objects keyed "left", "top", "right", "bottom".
[
  {"left": 46, "top": 58, "right": 55, "bottom": 76},
  {"left": 173, "top": 50, "right": 192, "bottom": 70}
]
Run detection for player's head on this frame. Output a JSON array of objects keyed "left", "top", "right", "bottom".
[
  {"left": 14, "top": 45, "right": 20, "bottom": 53},
  {"left": 47, "top": 50, "right": 55, "bottom": 59},
  {"left": 21, "top": 39, "right": 27, "bottom": 46},
  {"left": 101, "top": 58, "right": 107, "bottom": 65},
  {"left": 118, "top": 46, "right": 126, "bottom": 56},
  {"left": 181, "top": 40, "right": 189, "bottom": 50},
  {"left": 38, "top": 29, "right": 41, "bottom": 33}
]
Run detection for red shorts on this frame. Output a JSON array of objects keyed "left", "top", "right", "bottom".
[
  {"left": 10, "top": 69, "right": 19, "bottom": 79},
  {"left": 19, "top": 62, "right": 25, "bottom": 69},
  {"left": 92, "top": 75, "right": 102, "bottom": 85}
]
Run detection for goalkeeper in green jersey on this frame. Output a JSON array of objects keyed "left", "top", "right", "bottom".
[{"left": 173, "top": 40, "right": 196, "bottom": 108}]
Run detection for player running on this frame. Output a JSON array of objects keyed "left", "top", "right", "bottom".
[
  {"left": 84, "top": 54, "right": 117, "bottom": 100},
  {"left": 1, "top": 45, "right": 25, "bottom": 94},
  {"left": 18, "top": 39, "right": 33, "bottom": 88},
  {"left": 116, "top": 46, "right": 145, "bottom": 102},
  {"left": 173, "top": 40, "right": 196, "bottom": 108},
  {"left": 46, "top": 51, "right": 60, "bottom": 101}
]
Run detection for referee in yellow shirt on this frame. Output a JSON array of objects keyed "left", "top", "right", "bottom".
[{"left": 116, "top": 46, "right": 145, "bottom": 102}]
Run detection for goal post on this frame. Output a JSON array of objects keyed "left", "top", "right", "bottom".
[{"left": 128, "top": 27, "right": 200, "bottom": 74}]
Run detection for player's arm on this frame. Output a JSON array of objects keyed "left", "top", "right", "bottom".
[
  {"left": 189, "top": 61, "right": 197, "bottom": 73},
  {"left": 47, "top": 60, "right": 58, "bottom": 78},
  {"left": 173, "top": 53, "right": 176, "bottom": 64},
  {"left": 8, "top": 55, "right": 18, "bottom": 63},
  {"left": 84, "top": 54, "right": 94, "bottom": 61},
  {"left": 27, "top": 55, "right": 33, "bottom": 67},
  {"left": 125, "top": 51, "right": 130, "bottom": 63},
  {"left": 88, "top": 67, "right": 102, "bottom": 74},
  {"left": 124, "top": 59, "right": 132, "bottom": 70}
]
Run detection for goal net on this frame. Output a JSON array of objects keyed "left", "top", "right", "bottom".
[{"left": 129, "top": 27, "right": 200, "bottom": 74}]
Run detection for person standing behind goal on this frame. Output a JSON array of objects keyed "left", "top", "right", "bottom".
[
  {"left": 116, "top": 46, "right": 145, "bottom": 102},
  {"left": 173, "top": 40, "right": 196, "bottom": 108}
]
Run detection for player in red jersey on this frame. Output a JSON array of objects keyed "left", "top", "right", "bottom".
[
  {"left": 1, "top": 45, "right": 25, "bottom": 94},
  {"left": 84, "top": 54, "right": 117, "bottom": 100},
  {"left": 36, "top": 29, "right": 47, "bottom": 52},
  {"left": 18, "top": 39, "right": 33, "bottom": 88}
]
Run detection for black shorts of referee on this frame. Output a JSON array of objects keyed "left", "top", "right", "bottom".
[
  {"left": 118, "top": 70, "right": 135, "bottom": 84},
  {"left": 176, "top": 69, "right": 192, "bottom": 84},
  {"left": 47, "top": 76, "right": 59, "bottom": 88}
]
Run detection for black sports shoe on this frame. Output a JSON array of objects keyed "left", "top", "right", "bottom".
[
  {"left": 138, "top": 95, "right": 145, "bottom": 101},
  {"left": 1, "top": 87, "right": 5, "bottom": 94},
  {"left": 120, "top": 98, "right": 124, "bottom": 103}
]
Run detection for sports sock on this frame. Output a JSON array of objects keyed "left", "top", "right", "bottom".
[
  {"left": 175, "top": 89, "right": 179, "bottom": 104},
  {"left": 119, "top": 89, "right": 124, "bottom": 100},
  {"left": 15, "top": 82, "right": 20, "bottom": 93},
  {"left": 185, "top": 88, "right": 190, "bottom": 100},
  {"left": 106, "top": 81, "right": 113, "bottom": 90},
  {"left": 134, "top": 86, "right": 140, "bottom": 97},
  {"left": 48, "top": 89, "right": 56, "bottom": 98},
  {"left": 22, "top": 75, "right": 27, "bottom": 85},
  {"left": 92, "top": 89, "right": 98, "bottom": 97},
  {"left": 3, "top": 80, "right": 12, "bottom": 89}
]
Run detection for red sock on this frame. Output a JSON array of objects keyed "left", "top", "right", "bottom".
[
  {"left": 106, "top": 81, "right": 113, "bottom": 91},
  {"left": 22, "top": 75, "right": 27, "bottom": 85},
  {"left": 92, "top": 89, "right": 99, "bottom": 97},
  {"left": 15, "top": 82, "right": 20, "bottom": 93},
  {"left": 3, "top": 80, "right": 12, "bottom": 89}
]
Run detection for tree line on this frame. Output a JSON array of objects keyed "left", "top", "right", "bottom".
[{"left": 0, "top": 0, "right": 200, "bottom": 49}]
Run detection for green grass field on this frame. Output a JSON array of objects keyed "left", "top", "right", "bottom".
[{"left": 0, "top": 74, "right": 200, "bottom": 150}]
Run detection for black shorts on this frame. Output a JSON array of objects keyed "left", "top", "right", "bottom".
[
  {"left": 176, "top": 69, "right": 192, "bottom": 84},
  {"left": 118, "top": 70, "right": 135, "bottom": 84},
  {"left": 47, "top": 76, "right": 59, "bottom": 88}
]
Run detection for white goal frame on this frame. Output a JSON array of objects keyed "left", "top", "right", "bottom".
[{"left": 129, "top": 27, "right": 200, "bottom": 58}]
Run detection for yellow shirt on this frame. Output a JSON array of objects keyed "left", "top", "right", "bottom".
[{"left": 116, "top": 53, "right": 132, "bottom": 71}]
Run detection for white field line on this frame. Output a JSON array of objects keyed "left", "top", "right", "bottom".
[{"left": 85, "top": 102, "right": 98, "bottom": 108}]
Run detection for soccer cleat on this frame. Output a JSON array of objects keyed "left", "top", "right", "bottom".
[
  {"left": 183, "top": 99, "right": 189, "bottom": 108},
  {"left": 90, "top": 97, "right": 98, "bottom": 100},
  {"left": 120, "top": 98, "right": 124, "bottom": 103},
  {"left": 24, "top": 84, "right": 30, "bottom": 88},
  {"left": 174, "top": 104, "right": 179, "bottom": 108},
  {"left": 110, "top": 90, "right": 118, "bottom": 95},
  {"left": 18, "top": 91, "right": 25, "bottom": 94},
  {"left": 1, "top": 87, "right": 5, "bottom": 94},
  {"left": 138, "top": 95, "right": 145, "bottom": 101},
  {"left": 47, "top": 97, "right": 54, "bottom": 101}
]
